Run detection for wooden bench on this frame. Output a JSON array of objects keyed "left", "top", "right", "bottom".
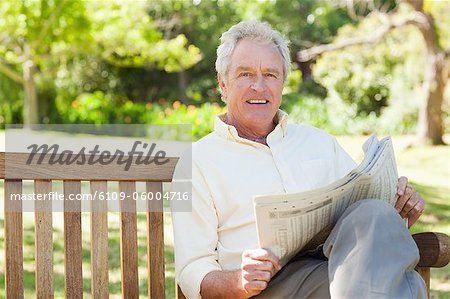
[{"left": 1, "top": 151, "right": 449, "bottom": 298}]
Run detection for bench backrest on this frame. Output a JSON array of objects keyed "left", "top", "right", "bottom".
[{"left": 1, "top": 152, "right": 179, "bottom": 298}]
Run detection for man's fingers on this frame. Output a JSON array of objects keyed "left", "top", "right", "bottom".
[
  {"left": 242, "top": 270, "right": 271, "bottom": 282},
  {"left": 405, "top": 199, "right": 425, "bottom": 228},
  {"left": 243, "top": 280, "right": 268, "bottom": 293},
  {"left": 397, "top": 176, "right": 408, "bottom": 196},
  {"left": 241, "top": 258, "right": 278, "bottom": 278},
  {"left": 400, "top": 191, "right": 420, "bottom": 218},
  {"left": 395, "top": 185, "right": 413, "bottom": 213},
  {"left": 241, "top": 248, "right": 280, "bottom": 296},
  {"left": 242, "top": 249, "right": 281, "bottom": 271},
  {"left": 242, "top": 259, "right": 274, "bottom": 272}
]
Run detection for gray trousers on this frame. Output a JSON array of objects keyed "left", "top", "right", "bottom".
[{"left": 255, "top": 199, "right": 427, "bottom": 299}]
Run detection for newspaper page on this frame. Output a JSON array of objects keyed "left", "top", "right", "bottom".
[{"left": 253, "top": 134, "right": 398, "bottom": 265}]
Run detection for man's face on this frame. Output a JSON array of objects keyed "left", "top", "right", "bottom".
[{"left": 218, "top": 39, "right": 284, "bottom": 131}]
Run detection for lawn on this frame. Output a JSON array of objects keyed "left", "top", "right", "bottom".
[{"left": 0, "top": 134, "right": 448, "bottom": 298}]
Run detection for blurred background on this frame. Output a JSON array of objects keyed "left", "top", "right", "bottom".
[
  {"left": 0, "top": 0, "right": 449, "bottom": 298},
  {"left": 0, "top": 0, "right": 448, "bottom": 143}
]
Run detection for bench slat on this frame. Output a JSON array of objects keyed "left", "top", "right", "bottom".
[
  {"left": 90, "top": 181, "right": 109, "bottom": 299},
  {"left": 119, "top": 181, "right": 139, "bottom": 298},
  {"left": 34, "top": 179, "right": 54, "bottom": 298},
  {"left": 146, "top": 182, "right": 165, "bottom": 298},
  {"left": 4, "top": 179, "right": 24, "bottom": 299},
  {"left": 0, "top": 152, "right": 178, "bottom": 181},
  {"left": 416, "top": 267, "right": 430, "bottom": 298},
  {"left": 63, "top": 180, "right": 83, "bottom": 299}
]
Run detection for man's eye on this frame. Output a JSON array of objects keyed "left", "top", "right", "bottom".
[{"left": 265, "top": 73, "right": 276, "bottom": 78}]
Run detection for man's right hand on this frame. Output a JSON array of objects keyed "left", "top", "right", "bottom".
[
  {"left": 200, "top": 249, "right": 281, "bottom": 298},
  {"left": 240, "top": 248, "right": 281, "bottom": 297}
]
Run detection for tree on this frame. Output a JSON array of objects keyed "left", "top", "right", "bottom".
[
  {"left": 0, "top": 0, "right": 91, "bottom": 125},
  {"left": 145, "top": 0, "right": 243, "bottom": 104},
  {"left": 0, "top": 0, "right": 202, "bottom": 125},
  {"left": 260, "top": 0, "right": 354, "bottom": 92},
  {"left": 297, "top": 0, "right": 450, "bottom": 145}
]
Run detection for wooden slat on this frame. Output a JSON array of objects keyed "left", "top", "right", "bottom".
[
  {"left": 90, "top": 181, "right": 109, "bottom": 299},
  {"left": 34, "top": 179, "right": 54, "bottom": 298},
  {"left": 63, "top": 180, "right": 83, "bottom": 299},
  {"left": 416, "top": 267, "right": 430, "bottom": 298},
  {"left": 119, "top": 181, "right": 139, "bottom": 298},
  {"left": 4, "top": 179, "right": 24, "bottom": 299},
  {"left": 146, "top": 182, "right": 165, "bottom": 298},
  {"left": 1, "top": 152, "right": 178, "bottom": 181},
  {"left": 0, "top": 152, "right": 5, "bottom": 176}
]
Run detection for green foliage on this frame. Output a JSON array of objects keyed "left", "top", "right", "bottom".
[
  {"left": 0, "top": 0, "right": 92, "bottom": 62},
  {"left": 261, "top": 0, "right": 354, "bottom": 56},
  {"left": 0, "top": 0, "right": 448, "bottom": 139},
  {"left": 310, "top": 1, "right": 450, "bottom": 137},
  {"left": 313, "top": 7, "right": 426, "bottom": 121},
  {"left": 145, "top": 0, "right": 243, "bottom": 103},
  {"left": 90, "top": 1, "right": 202, "bottom": 72},
  {"left": 281, "top": 93, "right": 328, "bottom": 127},
  {"left": 0, "top": 73, "right": 23, "bottom": 126},
  {"left": 0, "top": 0, "right": 92, "bottom": 124},
  {"left": 281, "top": 92, "right": 418, "bottom": 136},
  {"left": 282, "top": 67, "right": 302, "bottom": 95},
  {"left": 0, "top": 0, "right": 206, "bottom": 125},
  {"left": 55, "top": 91, "right": 225, "bottom": 140},
  {"left": 424, "top": 0, "right": 450, "bottom": 51}
]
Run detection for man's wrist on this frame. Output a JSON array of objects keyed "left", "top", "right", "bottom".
[{"left": 200, "top": 269, "right": 250, "bottom": 299}]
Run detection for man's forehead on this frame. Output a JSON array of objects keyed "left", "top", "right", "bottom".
[{"left": 232, "top": 65, "right": 282, "bottom": 73}]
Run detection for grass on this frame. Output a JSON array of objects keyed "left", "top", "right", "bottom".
[{"left": 0, "top": 134, "right": 449, "bottom": 298}]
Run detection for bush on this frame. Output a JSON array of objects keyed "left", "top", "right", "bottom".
[
  {"left": 55, "top": 91, "right": 226, "bottom": 140},
  {"left": 281, "top": 92, "right": 418, "bottom": 136},
  {"left": 53, "top": 89, "right": 433, "bottom": 140},
  {"left": 281, "top": 93, "right": 329, "bottom": 129}
]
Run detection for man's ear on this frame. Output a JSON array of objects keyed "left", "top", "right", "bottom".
[{"left": 217, "top": 73, "right": 227, "bottom": 100}]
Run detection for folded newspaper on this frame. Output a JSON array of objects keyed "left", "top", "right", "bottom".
[{"left": 253, "top": 134, "right": 399, "bottom": 266}]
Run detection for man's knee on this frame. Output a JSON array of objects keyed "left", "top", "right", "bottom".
[
  {"left": 330, "top": 199, "right": 410, "bottom": 245},
  {"left": 347, "top": 199, "right": 400, "bottom": 225}
]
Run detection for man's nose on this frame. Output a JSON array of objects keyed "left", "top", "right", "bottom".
[{"left": 250, "top": 75, "right": 266, "bottom": 92}]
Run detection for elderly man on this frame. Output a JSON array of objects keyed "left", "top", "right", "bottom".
[{"left": 172, "top": 20, "right": 426, "bottom": 299}]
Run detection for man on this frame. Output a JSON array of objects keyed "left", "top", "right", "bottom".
[{"left": 172, "top": 20, "right": 426, "bottom": 299}]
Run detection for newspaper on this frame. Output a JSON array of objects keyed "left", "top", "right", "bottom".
[{"left": 253, "top": 134, "right": 398, "bottom": 266}]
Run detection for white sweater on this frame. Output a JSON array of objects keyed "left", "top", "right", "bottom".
[{"left": 171, "top": 110, "right": 356, "bottom": 299}]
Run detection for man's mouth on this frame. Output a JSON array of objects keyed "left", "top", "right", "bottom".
[{"left": 246, "top": 99, "right": 269, "bottom": 104}]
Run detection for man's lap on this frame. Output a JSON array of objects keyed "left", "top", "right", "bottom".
[
  {"left": 254, "top": 252, "right": 330, "bottom": 299},
  {"left": 254, "top": 199, "right": 425, "bottom": 298}
]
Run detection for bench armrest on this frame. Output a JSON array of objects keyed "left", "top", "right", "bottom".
[{"left": 413, "top": 232, "right": 450, "bottom": 268}]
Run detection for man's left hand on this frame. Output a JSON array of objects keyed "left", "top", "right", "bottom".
[{"left": 395, "top": 176, "right": 425, "bottom": 228}]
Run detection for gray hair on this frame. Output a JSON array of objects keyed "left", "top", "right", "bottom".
[{"left": 215, "top": 20, "right": 291, "bottom": 82}]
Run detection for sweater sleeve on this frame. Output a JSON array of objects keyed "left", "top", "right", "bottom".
[{"left": 171, "top": 151, "right": 221, "bottom": 299}]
